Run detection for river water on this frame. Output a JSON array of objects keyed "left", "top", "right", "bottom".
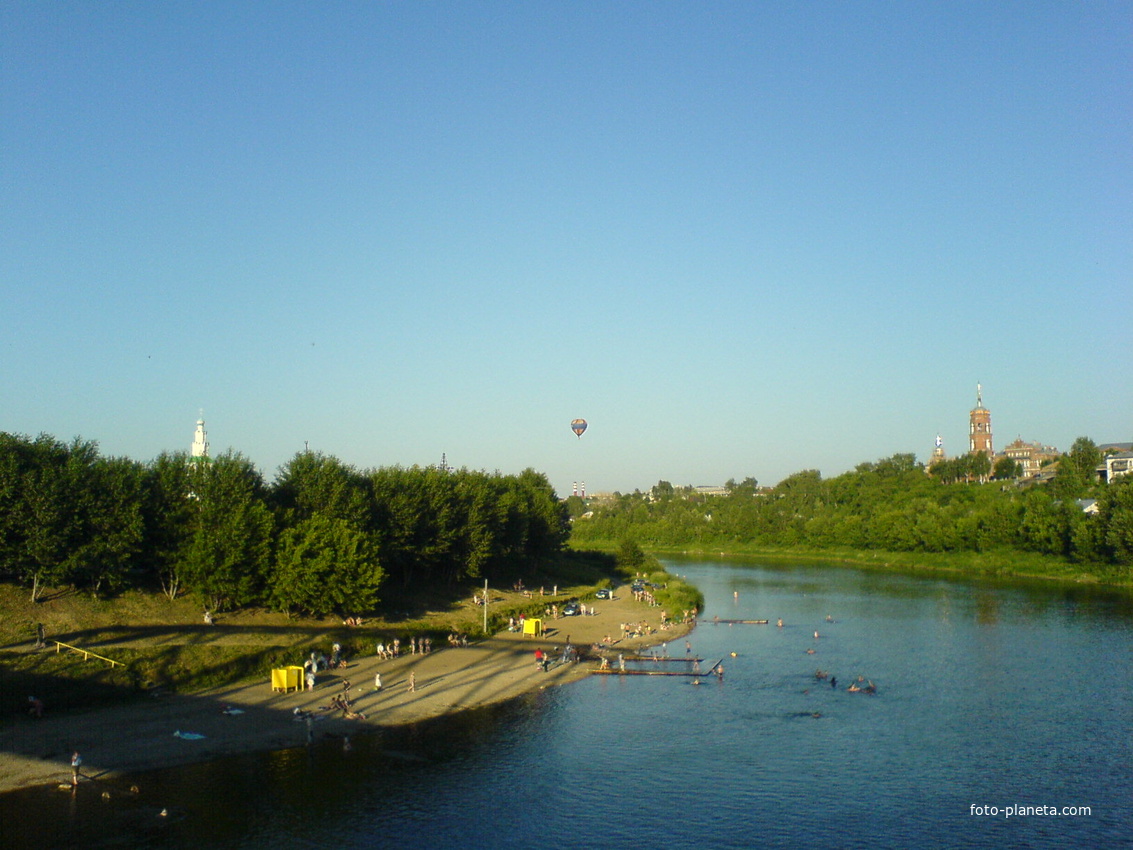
[{"left": 4, "top": 559, "right": 1131, "bottom": 849}]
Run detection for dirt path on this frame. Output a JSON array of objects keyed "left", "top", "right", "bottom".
[{"left": 0, "top": 591, "right": 693, "bottom": 794}]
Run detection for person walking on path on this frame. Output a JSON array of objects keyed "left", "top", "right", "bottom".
[
  {"left": 374, "top": 671, "right": 383, "bottom": 692},
  {"left": 407, "top": 671, "right": 416, "bottom": 692},
  {"left": 71, "top": 752, "right": 82, "bottom": 786}
]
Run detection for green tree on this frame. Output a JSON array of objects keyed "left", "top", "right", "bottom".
[
  {"left": 1098, "top": 478, "right": 1133, "bottom": 566},
  {"left": 69, "top": 456, "right": 145, "bottom": 596},
  {"left": 564, "top": 494, "right": 587, "bottom": 518},
  {"left": 0, "top": 434, "right": 89, "bottom": 601},
  {"left": 270, "top": 451, "right": 373, "bottom": 530},
  {"left": 140, "top": 452, "right": 197, "bottom": 600},
  {"left": 1055, "top": 437, "right": 1101, "bottom": 499},
  {"left": 993, "top": 456, "right": 1023, "bottom": 480},
  {"left": 615, "top": 538, "right": 647, "bottom": 572},
  {"left": 726, "top": 477, "right": 759, "bottom": 496},
  {"left": 968, "top": 452, "right": 992, "bottom": 484},
  {"left": 270, "top": 514, "right": 383, "bottom": 617},
  {"left": 180, "top": 452, "right": 273, "bottom": 611}
]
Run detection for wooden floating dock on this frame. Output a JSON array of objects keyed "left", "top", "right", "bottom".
[
  {"left": 593, "top": 668, "right": 703, "bottom": 677},
  {"left": 699, "top": 619, "right": 769, "bottom": 625},
  {"left": 593, "top": 658, "right": 724, "bottom": 677},
  {"left": 619, "top": 655, "right": 704, "bottom": 663}
]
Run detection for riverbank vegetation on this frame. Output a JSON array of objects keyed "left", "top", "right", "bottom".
[
  {"left": 0, "top": 431, "right": 699, "bottom": 714},
  {"left": 0, "top": 433, "right": 572, "bottom": 611},
  {"left": 570, "top": 448, "right": 1133, "bottom": 586}
]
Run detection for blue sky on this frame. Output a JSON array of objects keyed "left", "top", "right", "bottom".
[{"left": 2, "top": 3, "right": 1130, "bottom": 494}]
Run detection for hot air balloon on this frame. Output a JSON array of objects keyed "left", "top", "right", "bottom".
[{"left": 571, "top": 419, "right": 588, "bottom": 439}]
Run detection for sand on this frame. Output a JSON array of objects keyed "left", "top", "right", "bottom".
[{"left": 0, "top": 592, "right": 691, "bottom": 794}]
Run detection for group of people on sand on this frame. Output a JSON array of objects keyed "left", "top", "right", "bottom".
[
  {"left": 375, "top": 635, "right": 432, "bottom": 658},
  {"left": 326, "top": 683, "right": 366, "bottom": 720},
  {"left": 620, "top": 620, "right": 655, "bottom": 639}
]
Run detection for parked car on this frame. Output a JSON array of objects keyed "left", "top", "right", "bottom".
[
  {"left": 562, "top": 600, "right": 581, "bottom": 616},
  {"left": 594, "top": 589, "right": 612, "bottom": 599}
]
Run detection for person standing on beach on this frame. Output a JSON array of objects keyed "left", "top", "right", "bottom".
[
  {"left": 71, "top": 751, "right": 82, "bottom": 786},
  {"left": 374, "top": 671, "right": 383, "bottom": 691},
  {"left": 407, "top": 671, "right": 416, "bottom": 692}
]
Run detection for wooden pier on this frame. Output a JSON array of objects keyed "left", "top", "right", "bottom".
[
  {"left": 617, "top": 655, "right": 704, "bottom": 663},
  {"left": 592, "top": 658, "right": 724, "bottom": 677},
  {"left": 699, "top": 619, "right": 769, "bottom": 624},
  {"left": 593, "top": 668, "right": 701, "bottom": 676}
]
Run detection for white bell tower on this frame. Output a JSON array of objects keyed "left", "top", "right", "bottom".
[{"left": 191, "top": 414, "right": 210, "bottom": 460}]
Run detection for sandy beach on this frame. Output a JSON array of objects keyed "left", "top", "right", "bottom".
[{"left": 0, "top": 591, "right": 691, "bottom": 794}]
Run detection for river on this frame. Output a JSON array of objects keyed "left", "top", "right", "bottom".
[{"left": 3, "top": 558, "right": 1130, "bottom": 849}]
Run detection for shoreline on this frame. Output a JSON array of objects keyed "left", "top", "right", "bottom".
[{"left": 0, "top": 593, "right": 691, "bottom": 796}]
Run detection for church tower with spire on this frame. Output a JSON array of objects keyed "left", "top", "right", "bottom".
[
  {"left": 191, "top": 415, "right": 210, "bottom": 461},
  {"left": 968, "top": 384, "right": 993, "bottom": 457},
  {"left": 930, "top": 434, "right": 946, "bottom": 467}
]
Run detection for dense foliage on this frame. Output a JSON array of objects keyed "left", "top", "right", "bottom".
[
  {"left": 0, "top": 433, "right": 570, "bottom": 611},
  {"left": 570, "top": 449, "right": 1133, "bottom": 578}
]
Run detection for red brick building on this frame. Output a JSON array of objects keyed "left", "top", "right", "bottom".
[{"left": 969, "top": 384, "right": 993, "bottom": 457}]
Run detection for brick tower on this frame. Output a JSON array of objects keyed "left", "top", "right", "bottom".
[{"left": 968, "top": 384, "right": 993, "bottom": 457}]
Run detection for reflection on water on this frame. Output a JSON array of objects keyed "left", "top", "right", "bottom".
[{"left": 2, "top": 559, "right": 1130, "bottom": 849}]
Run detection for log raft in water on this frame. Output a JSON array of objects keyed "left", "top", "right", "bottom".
[
  {"left": 618, "top": 655, "right": 704, "bottom": 663},
  {"left": 700, "top": 619, "right": 769, "bottom": 625},
  {"left": 593, "top": 658, "right": 724, "bottom": 677},
  {"left": 592, "top": 668, "right": 705, "bottom": 676}
]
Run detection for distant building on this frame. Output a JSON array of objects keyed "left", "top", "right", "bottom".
[
  {"left": 191, "top": 417, "right": 210, "bottom": 460},
  {"left": 692, "top": 485, "right": 729, "bottom": 497},
  {"left": 969, "top": 384, "right": 993, "bottom": 457},
  {"left": 1001, "top": 438, "right": 1060, "bottom": 478},
  {"left": 1098, "top": 452, "right": 1133, "bottom": 483},
  {"left": 930, "top": 434, "right": 946, "bottom": 467}
]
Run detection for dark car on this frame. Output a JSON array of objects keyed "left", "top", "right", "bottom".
[
  {"left": 562, "top": 600, "right": 581, "bottom": 616},
  {"left": 594, "top": 589, "right": 612, "bottom": 600}
]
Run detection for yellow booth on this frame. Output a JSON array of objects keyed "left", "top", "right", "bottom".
[
  {"left": 522, "top": 618, "right": 543, "bottom": 637},
  {"left": 271, "top": 665, "right": 304, "bottom": 692}
]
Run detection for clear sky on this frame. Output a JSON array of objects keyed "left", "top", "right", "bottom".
[{"left": 2, "top": 3, "right": 1130, "bottom": 494}]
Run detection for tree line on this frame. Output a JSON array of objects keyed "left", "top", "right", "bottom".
[
  {"left": 569, "top": 443, "right": 1133, "bottom": 574},
  {"left": 0, "top": 433, "right": 570, "bottom": 614}
]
